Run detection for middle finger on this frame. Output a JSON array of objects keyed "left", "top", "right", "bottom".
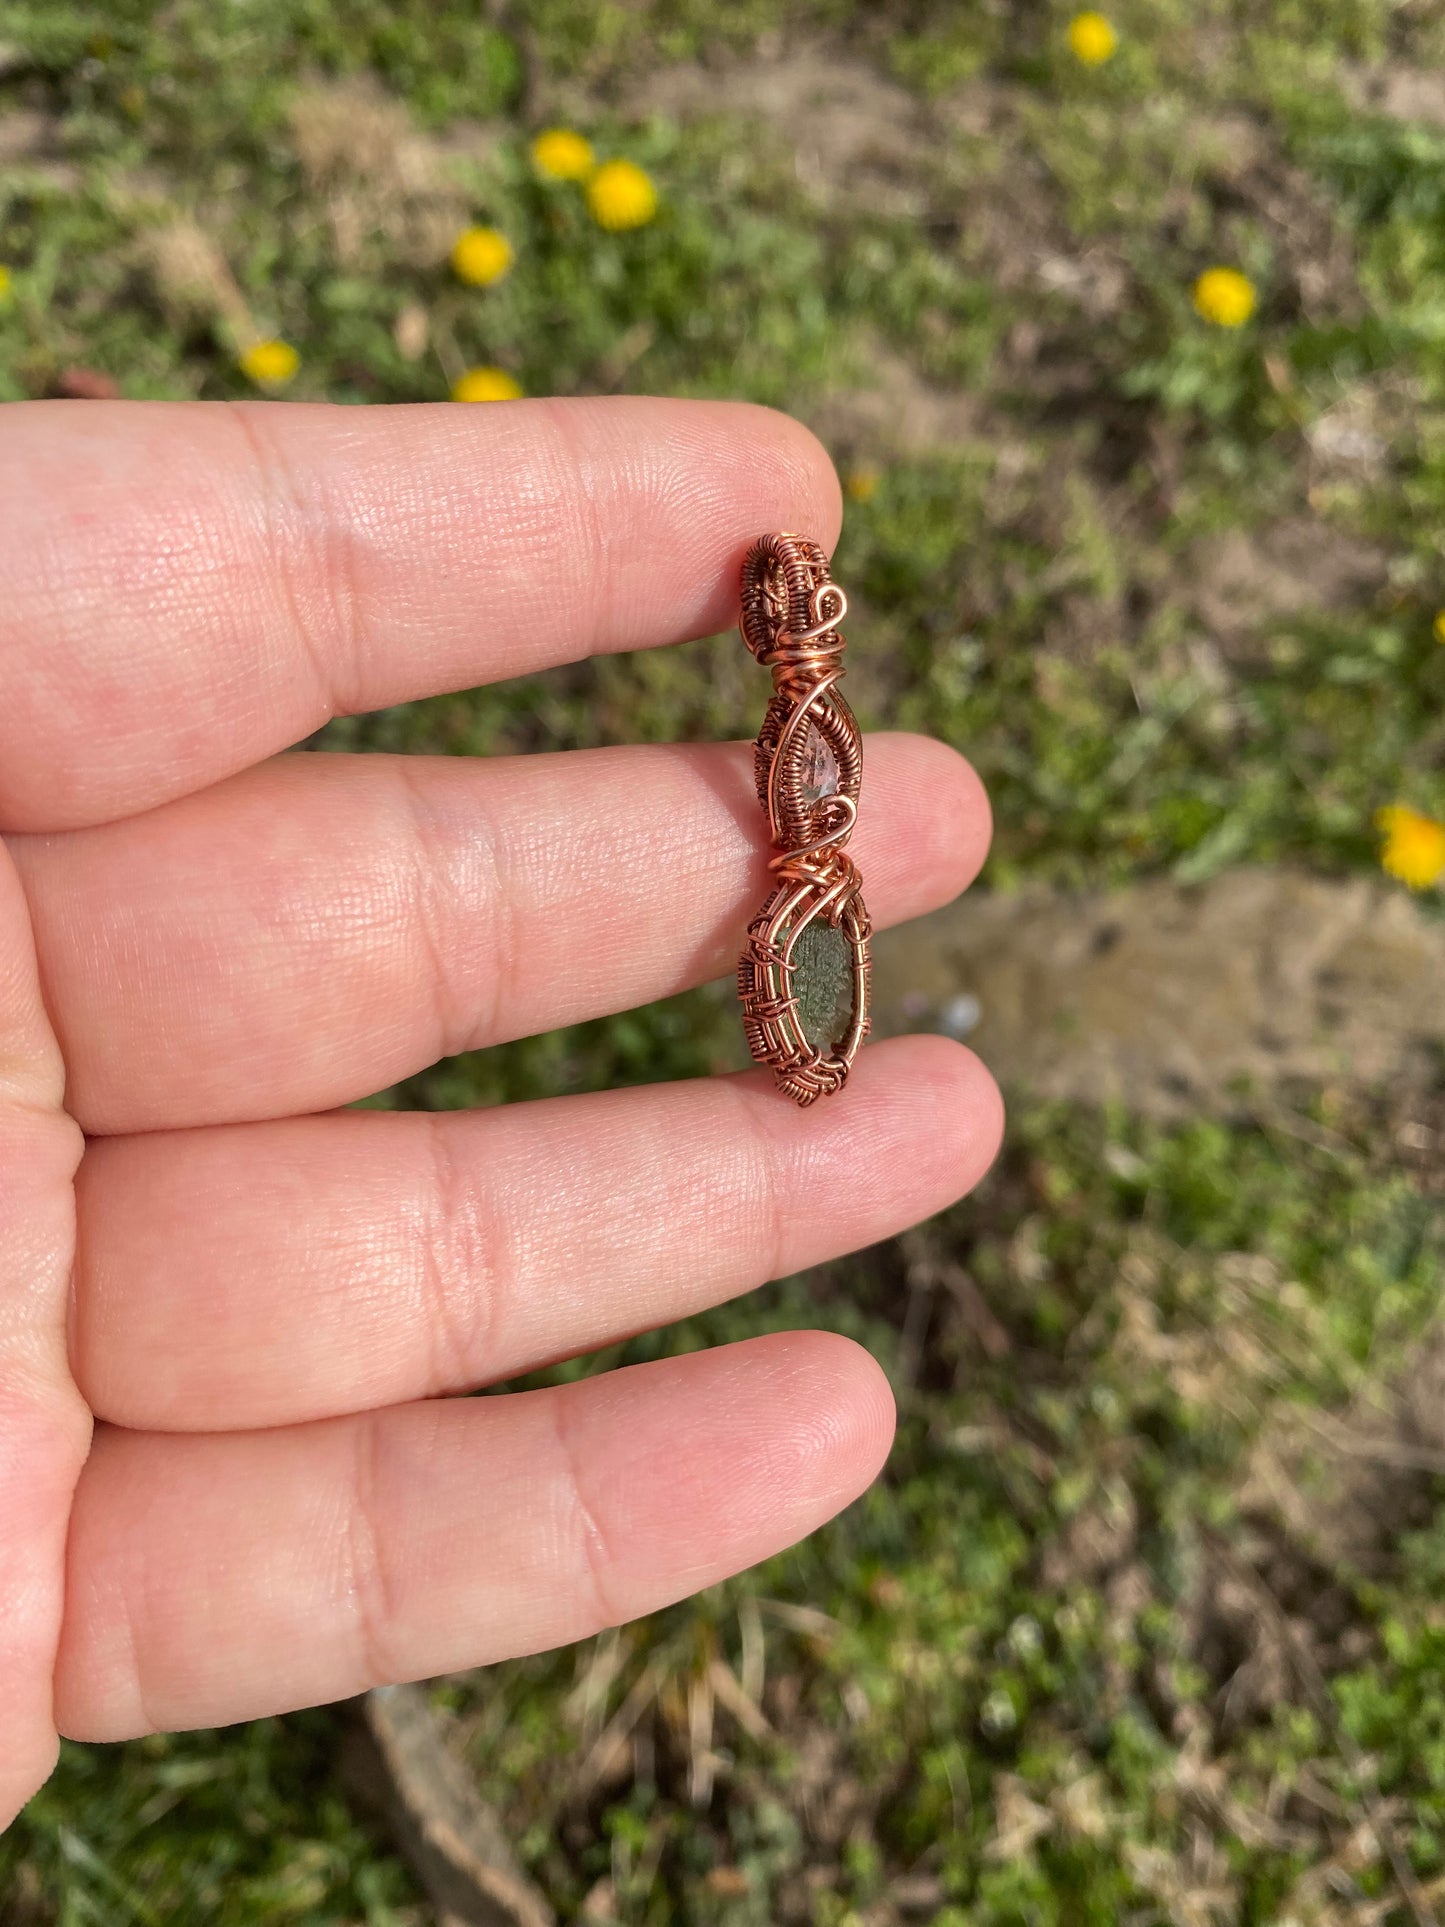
[{"left": 10, "top": 734, "right": 988, "bottom": 1134}]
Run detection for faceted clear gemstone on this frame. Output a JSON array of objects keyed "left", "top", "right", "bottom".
[
  {"left": 800, "top": 721, "right": 839, "bottom": 804},
  {"left": 792, "top": 920, "right": 855, "bottom": 1052}
]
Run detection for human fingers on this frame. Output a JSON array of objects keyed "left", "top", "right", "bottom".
[
  {"left": 0, "top": 846, "right": 90, "bottom": 1827},
  {"left": 73, "top": 1035, "right": 1002, "bottom": 1431},
  {"left": 12, "top": 733, "right": 989, "bottom": 1134},
  {"left": 0, "top": 397, "right": 839, "bottom": 832},
  {"left": 55, "top": 1332, "right": 893, "bottom": 1742}
]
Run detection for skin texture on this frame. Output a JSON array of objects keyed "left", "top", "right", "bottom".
[{"left": 0, "top": 397, "right": 1002, "bottom": 1825}]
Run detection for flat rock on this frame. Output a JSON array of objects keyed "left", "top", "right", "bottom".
[{"left": 870, "top": 868, "right": 1445, "bottom": 1116}]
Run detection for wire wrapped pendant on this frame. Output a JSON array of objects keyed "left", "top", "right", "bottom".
[{"left": 736, "top": 532, "right": 872, "bottom": 1105}]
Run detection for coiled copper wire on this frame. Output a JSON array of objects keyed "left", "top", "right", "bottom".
[{"left": 736, "top": 533, "right": 872, "bottom": 1105}]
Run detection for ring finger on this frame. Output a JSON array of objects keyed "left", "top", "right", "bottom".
[{"left": 73, "top": 1033, "right": 1003, "bottom": 1432}]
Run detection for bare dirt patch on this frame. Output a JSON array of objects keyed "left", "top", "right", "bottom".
[
  {"left": 811, "top": 338, "right": 986, "bottom": 456},
  {"left": 1343, "top": 63, "right": 1445, "bottom": 130},
  {"left": 871, "top": 867, "right": 1445, "bottom": 1119},
  {"left": 1187, "top": 516, "right": 1390, "bottom": 660},
  {"left": 288, "top": 75, "right": 474, "bottom": 267},
  {"left": 624, "top": 46, "right": 936, "bottom": 218}
]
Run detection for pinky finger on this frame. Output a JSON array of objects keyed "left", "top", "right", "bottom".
[{"left": 54, "top": 1332, "right": 894, "bottom": 1742}]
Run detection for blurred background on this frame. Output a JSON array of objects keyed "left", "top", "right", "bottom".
[{"left": 4, "top": 1, "right": 1445, "bottom": 1922}]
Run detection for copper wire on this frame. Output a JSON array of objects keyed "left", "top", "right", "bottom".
[{"left": 735, "top": 534, "right": 872, "bottom": 1105}]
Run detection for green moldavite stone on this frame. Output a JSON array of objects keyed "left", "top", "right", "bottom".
[{"left": 792, "top": 920, "right": 856, "bottom": 1052}]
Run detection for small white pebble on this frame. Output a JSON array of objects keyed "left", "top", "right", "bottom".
[{"left": 939, "top": 992, "right": 981, "bottom": 1038}]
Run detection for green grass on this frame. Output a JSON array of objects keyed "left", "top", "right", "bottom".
[
  {"left": 3, "top": 0, "right": 1445, "bottom": 1919},
  {"left": 7, "top": 1714, "right": 420, "bottom": 1926},
  {"left": 10, "top": 1099, "right": 1442, "bottom": 1921},
  {"left": 4, "top": 0, "right": 1445, "bottom": 873},
  {"left": 441, "top": 1097, "right": 1445, "bottom": 1924}
]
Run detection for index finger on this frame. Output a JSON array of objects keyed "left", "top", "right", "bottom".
[{"left": 0, "top": 397, "right": 841, "bottom": 831}]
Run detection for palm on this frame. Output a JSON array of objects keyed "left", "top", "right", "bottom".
[{"left": 0, "top": 396, "right": 999, "bottom": 1827}]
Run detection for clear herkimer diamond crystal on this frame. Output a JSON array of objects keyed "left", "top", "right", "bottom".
[{"left": 800, "top": 721, "right": 839, "bottom": 804}]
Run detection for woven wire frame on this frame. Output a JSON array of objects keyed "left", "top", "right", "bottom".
[{"left": 736, "top": 533, "right": 872, "bottom": 1105}]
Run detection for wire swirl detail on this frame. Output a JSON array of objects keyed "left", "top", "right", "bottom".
[{"left": 736, "top": 533, "right": 872, "bottom": 1105}]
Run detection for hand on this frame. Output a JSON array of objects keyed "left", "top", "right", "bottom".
[{"left": 0, "top": 396, "right": 1000, "bottom": 1825}]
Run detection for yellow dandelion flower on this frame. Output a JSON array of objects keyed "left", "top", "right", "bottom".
[
  {"left": 586, "top": 159, "right": 658, "bottom": 232},
  {"left": 531, "top": 128, "right": 595, "bottom": 181},
  {"left": 451, "top": 365, "right": 522, "bottom": 403},
  {"left": 0, "top": 265, "right": 12, "bottom": 305},
  {"left": 845, "top": 465, "right": 881, "bottom": 504},
  {"left": 1067, "top": 12, "right": 1118, "bottom": 64},
  {"left": 1377, "top": 804, "right": 1445, "bottom": 890},
  {"left": 239, "top": 339, "right": 299, "bottom": 388},
  {"left": 1432, "top": 609, "right": 1445, "bottom": 644},
  {"left": 1192, "top": 266, "right": 1257, "bottom": 328},
  {"left": 451, "top": 226, "right": 514, "bottom": 288}
]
